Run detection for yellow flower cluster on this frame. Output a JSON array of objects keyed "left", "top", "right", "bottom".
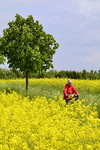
[{"left": 0, "top": 91, "right": 100, "bottom": 150}]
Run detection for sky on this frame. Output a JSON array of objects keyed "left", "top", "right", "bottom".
[{"left": 0, "top": 0, "right": 100, "bottom": 72}]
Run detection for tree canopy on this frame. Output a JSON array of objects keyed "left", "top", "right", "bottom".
[
  {"left": 0, "top": 36, "right": 6, "bottom": 65},
  {"left": 0, "top": 14, "right": 59, "bottom": 90}
]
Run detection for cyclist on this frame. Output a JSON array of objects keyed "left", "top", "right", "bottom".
[{"left": 63, "top": 79, "right": 79, "bottom": 104}]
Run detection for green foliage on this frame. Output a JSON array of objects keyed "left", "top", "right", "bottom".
[
  {"left": 10, "top": 69, "right": 23, "bottom": 78},
  {"left": 0, "top": 14, "right": 59, "bottom": 72},
  {"left": 0, "top": 68, "right": 7, "bottom": 78},
  {"left": 0, "top": 68, "right": 24, "bottom": 79},
  {"left": 42, "top": 69, "right": 100, "bottom": 79},
  {"left": 0, "top": 68, "right": 100, "bottom": 80},
  {"left": 0, "top": 13, "right": 59, "bottom": 90},
  {"left": 0, "top": 55, "right": 6, "bottom": 65},
  {"left": 0, "top": 36, "right": 6, "bottom": 65}
]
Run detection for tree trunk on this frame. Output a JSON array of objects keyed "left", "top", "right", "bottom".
[{"left": 26, "top": 71, "right": 28, "bottom": 91}]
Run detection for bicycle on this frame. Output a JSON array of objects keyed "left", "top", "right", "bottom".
[{"left": 65, "top": 94, "right": 79, "bottom": 104}]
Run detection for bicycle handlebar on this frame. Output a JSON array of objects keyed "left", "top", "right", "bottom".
[
  {"left": 66, "top": 94, "right": 79, "bottom": 101},
  {"left": 66, "top": 94, "right": 79, "bottom": 96}
]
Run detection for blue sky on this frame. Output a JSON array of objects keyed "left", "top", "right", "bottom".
[{"left": 0, "top": 0, "right": 100, "bottom": 72}]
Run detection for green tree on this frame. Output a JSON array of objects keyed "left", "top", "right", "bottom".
[
  {"left": 0, "top": 14, "right": 59, "bottom": 91},
  {"left": 82, "top": 69, "right": 87, "bottom": 79},
  {"left": 10, "top": 69, "right": 23, "bottom": 78},
  {"left": 0, "top": 36, "right": 6, "bottom": 65},
  {"left": 94, "top": 71, "right": 98, "bottom": 79},
  {"left": 0, "top": 55, "right": 5, "bottom": 65},
  {"left": 0, "top": 68, "right": 6, "bottom": 79}
]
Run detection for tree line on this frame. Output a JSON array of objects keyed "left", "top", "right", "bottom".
[{"left": 0, "top": 68, "right": 100, "bottom": 80}]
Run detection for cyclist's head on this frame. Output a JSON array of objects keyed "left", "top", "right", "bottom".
[{"left": 68, "top": 79, "right": 72, "bottom": 86}]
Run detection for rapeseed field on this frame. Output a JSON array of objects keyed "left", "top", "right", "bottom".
[{"left": 0, "top": 79, "right": 100, "bottom": 149}]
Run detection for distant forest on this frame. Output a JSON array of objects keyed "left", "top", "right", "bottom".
[{"left": 0, "top": 68, "right": 100, "bottom": 80}]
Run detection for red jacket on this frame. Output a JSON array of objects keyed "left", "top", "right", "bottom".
[{"left": 63, "top": 84, "right": 78, "bottom": 99}]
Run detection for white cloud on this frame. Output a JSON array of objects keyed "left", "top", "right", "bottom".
[
  {"left": 76, "top": 0, "right": 100, "bottom": 18},
  {"left": 2, "top": 0, "right": 100, "bottom": 17},
  {"left": 82, "top": 28, "right": 100, "bottom": 45},
  {"left": 5, "top": 0, "right": 52, "bottom": 6},
  {"left": 85, "top": 51, "right": 100, "bottom": 63}
]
